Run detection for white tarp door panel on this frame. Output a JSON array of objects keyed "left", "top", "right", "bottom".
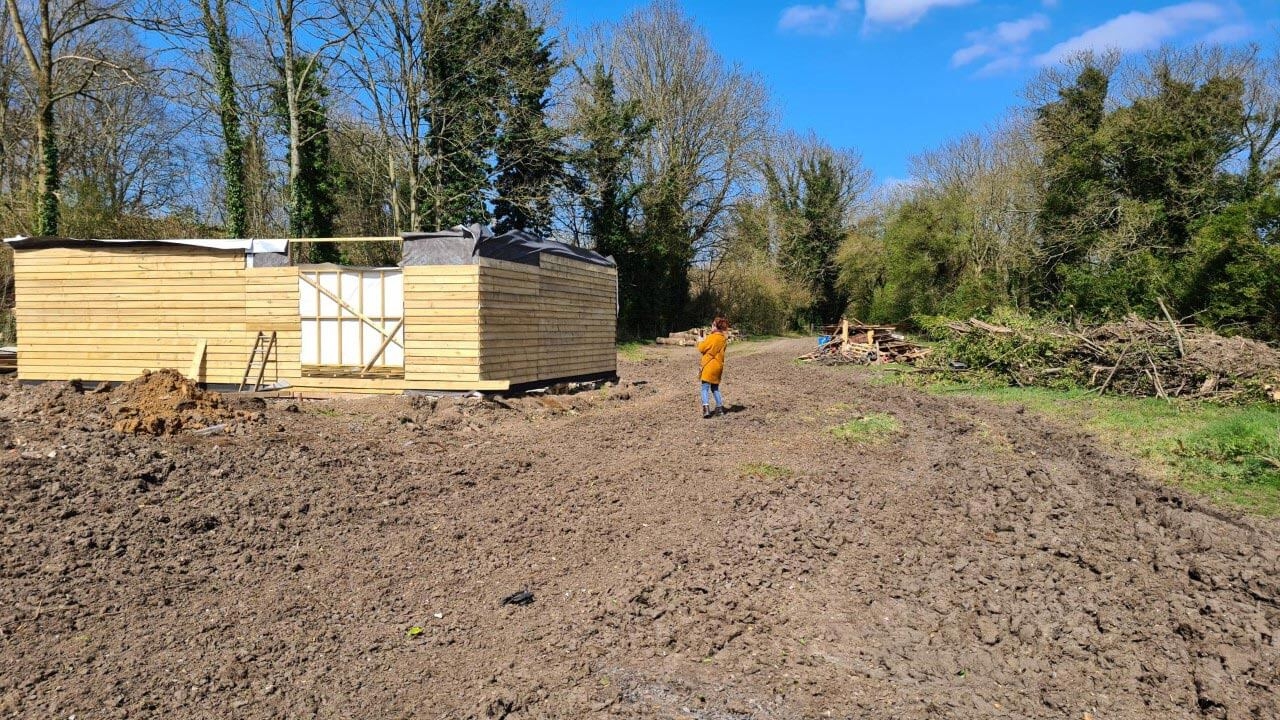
[{"left": 299, "top": 267, "right": 404, "bottom": 368}]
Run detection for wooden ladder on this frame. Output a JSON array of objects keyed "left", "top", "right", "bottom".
[{"left": 238, "top": 331, "right": 277, "bottom": 392}]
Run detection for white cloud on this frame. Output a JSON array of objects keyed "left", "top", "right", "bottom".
[
  {"left": 952, "top": 13, "right": 1050, "bottom": 72},
  {"left": 864, "top": 0, "right": 976, "bottom": 29},
  {"left": 1034, "top": 2, "right": 1227, "bottom": 66},
  {"left": 976, "top": 55, "right": 1024, "bottom": 76},
  {"left": 1203, "top": 22, "right": 1255, "bottom": 44},
  {"left": 778, "top": 0, "right": 859, "bottom": 35},
  {"left": 952, "top": 43, "right": 992, "bottom": 66},
  {"left": 994, "top": 13, "right": 1052, "bottom": 44}
]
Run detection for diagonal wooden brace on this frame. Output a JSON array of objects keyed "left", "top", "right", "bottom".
[
  {"left": 299, "top": 272, "right": 404, "bottom": 348},
  {"left": 362, "top": 318, "right": 405, "bottom": 373}
]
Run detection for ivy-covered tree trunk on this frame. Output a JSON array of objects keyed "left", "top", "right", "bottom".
[
  {"left": 7, "top": 0, "right": 62, "bottom": 236},
  {"left": 35, "top": 99, "right": 59, "bottom": 235},
  {"left": 273, "top": 54, "right": 337, "bottom": 262},
  {"left": 200, "top": 0, "right": 247, "bottom": 239},
  {"left": 764, "top": 138, "right": 869, "bottom": 325}
]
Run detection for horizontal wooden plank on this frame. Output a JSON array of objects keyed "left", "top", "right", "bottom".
[
  {"left": 479, "top": 337, "right": 613, "bottom": 350},
  {"left": 17, "top": 300, "right": 274, "bottom": 310},
  {"left": 14, "top": 291, "right": 296, "bottom": 301},
  {"left": 404, "top": 356, "right": 482, "bottom": 367},
  {"left": 17, "top": 321, "right": 298, "bottom": 332},
  {"left": 17, "top": 254, "right": 243, "bottom": 267},
  {"left": 15, "top": 269, "right": 249, "bottom": 281},
  {"left": 401, "top": 275, "right": 482, "bottom": 286},
  {"left": 402, "top": 264, "right": 479, "bottom": 273},
  {"left": 478, "top": 352, "right": 616, "bottom": 366}
]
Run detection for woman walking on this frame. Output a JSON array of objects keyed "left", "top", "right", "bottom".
[{"left": 697, "top": 317, "right": 730, "bottom": 418}]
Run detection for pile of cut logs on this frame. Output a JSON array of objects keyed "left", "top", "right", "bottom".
[
  {"left": 800, "top": 319, "right": 931, "bottom": 365},
  {"left": 655, "top": 326, "right": 742, "bottom": 347}
]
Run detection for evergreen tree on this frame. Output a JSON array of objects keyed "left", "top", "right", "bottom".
[
  {"left": 1181, "top": 190, "right": 1280, "bottom": 339},
  {"left": 272, "top": 54, "right": 338, "bottom": 261},
  {"left": 764, "top": 140, "right": 868, "bottom": 325},
  {"left": 492, "top": 2, "right": 561, "bottom": 235},
  {"left": 1035, "top": 63, "right": 1249, "bottom": 317},
  {"left": 634, "top": 174, "right": 695, "bottom": 335},
  {"left": 1107, "top": 70, "right": 1246, "bottom": 253},
  {"left": 420, "top": 0, "right": 503, "bottom": 230},
  {"left": 567, "top": 64, "right": 652, "bottom": 337},
  {"left": 1034, "top": 65, "right": 1112, "bottom": 299}
]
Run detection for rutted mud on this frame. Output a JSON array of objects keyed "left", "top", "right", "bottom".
[{"left": 0, "top": 339, "right": 1276, "bottom": 719}]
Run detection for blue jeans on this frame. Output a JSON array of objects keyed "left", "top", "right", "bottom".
[{"left": 701, "top": 382, "right": 723, "bottom": 407}]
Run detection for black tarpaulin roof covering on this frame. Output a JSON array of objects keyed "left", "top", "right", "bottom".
[{"left": 400, "top": 224, "right": 615, "bottom": 268}]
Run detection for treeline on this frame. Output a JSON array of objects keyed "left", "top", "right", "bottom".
[
  {"left": 836, "top": 46, "right": 1280, "bottom": 341},
  {"left": 6, "top": 0, "right": 1277, "bottom": 343},
  {"left": 2, "top": 0, "right": 875, "bottom": 339}
]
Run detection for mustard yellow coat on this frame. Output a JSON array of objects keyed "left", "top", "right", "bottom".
[{"left": 697, "top": 331, "right": 727, "bottom": 384}]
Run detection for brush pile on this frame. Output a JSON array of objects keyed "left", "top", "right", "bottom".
[
  {"left": 941, "top": 315, "right": 1280, "bottom": 401},
  {"left": 800, "top": 319, "right": 932, "bottom": 366}
]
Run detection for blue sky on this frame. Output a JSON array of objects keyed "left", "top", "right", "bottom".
[{"left": 558, "top": 0, "right": 1280, "bottom": 184}]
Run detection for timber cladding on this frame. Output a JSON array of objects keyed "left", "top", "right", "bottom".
[
  {"left": 476, "top": 256, "right": 617, "bottom": 385},
  {"left": 13, "top": 244, "right": 300, "bottom": 385},
  {"left": 10, "top": 240, "right": 618, "bottom": 393}
]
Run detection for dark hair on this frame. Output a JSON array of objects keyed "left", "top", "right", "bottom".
[{"left": 712, "top": 316, "right": 730, "bottom": 332}]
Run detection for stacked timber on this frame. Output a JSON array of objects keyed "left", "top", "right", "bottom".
[
  {"left": 800, "top": 319, "right": 931, "bottom": 365},
  {"left": 655, "top": 327, "right": 742, "bottom": 347}
]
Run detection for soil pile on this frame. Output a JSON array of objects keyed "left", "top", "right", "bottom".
[{"left": 108, "top": 369, "right": 249, "bottom": 435}]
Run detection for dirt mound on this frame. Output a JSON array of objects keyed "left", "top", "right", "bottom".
[{"left": 108, "top": 369, "right": 247, "bottom": 435}]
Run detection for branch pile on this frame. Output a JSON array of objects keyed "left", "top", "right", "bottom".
[
  {"left": 942, "top": 315, "right": 1280, "bottom": 401},
  {"left": 800, "top": 320, "right": 932, "bottom": 366}
]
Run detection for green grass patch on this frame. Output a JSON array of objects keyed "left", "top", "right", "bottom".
[
  {"left": 739, "top": 462, "right": 793, "bottom": 479},
  {"left": 830, "top": 413, "right": 901, "bottom": 444},
  {"left": 917, "top": 376, "right": 1280, "bottom": 515},
  {"left": 616, "top": 340, "right": 653, "bottom": 361}
]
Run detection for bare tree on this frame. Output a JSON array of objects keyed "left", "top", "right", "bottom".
[
  {"left": 606, "top": 0, "right": 770, "bottom": 258},
  {"left": 4, "top": 0, "right": 138, "bottom": 234},
  {"left": 251, "top": 0, "right": 355, "bottom": 237},
  {"left": 0, "top": 15, "right": 33, "bottom": 234},
  {"left": 335, "top": 0, "right": 429, "bottom": 230},
  {"left": 907, "top": 116, "right": 1042, "bottom": 304}
]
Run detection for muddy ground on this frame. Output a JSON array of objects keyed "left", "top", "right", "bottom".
[{"left": 1, "top": 338, "right": 1277, "bottom": 719}]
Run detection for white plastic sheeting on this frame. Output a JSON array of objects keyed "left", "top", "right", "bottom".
[{"left": 299, "top": 267, "right": 404, "bottom": 368}]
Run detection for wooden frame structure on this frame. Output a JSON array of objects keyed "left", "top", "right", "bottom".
[{"left": 5, "top": 235, "right": 619, "bottom": 395}]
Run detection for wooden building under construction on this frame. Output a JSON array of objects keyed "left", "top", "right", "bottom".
[{"left": 4, "top": 227, "right": 618, "bottom": 394}]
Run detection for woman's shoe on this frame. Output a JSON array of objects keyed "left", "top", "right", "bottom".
[
  {"left": 702, "top": 404, "right": 712, "bottom": 419},
  {"left": 715, "top": 405, "right": 725, "bottom": 417}
]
